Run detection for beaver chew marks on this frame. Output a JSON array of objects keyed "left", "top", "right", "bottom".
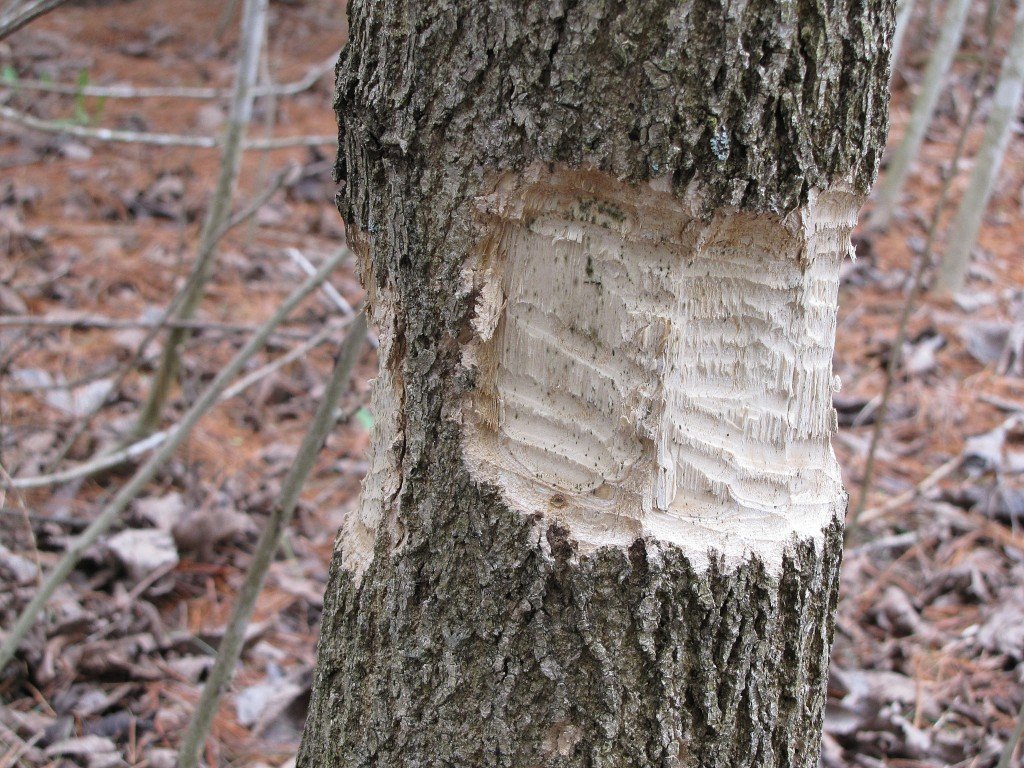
[{"left": 463, "top": 165, "right": 860, "bottom": 572}]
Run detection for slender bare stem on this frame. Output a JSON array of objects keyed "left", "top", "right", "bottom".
[
  {"left": 935, "top": 2, "right": 1024, "bottom": 294},
  {"left": 8, "top": 431, "right": 168, "bottom": 491},
  {"left": 853, "top": 455, "right": 962, "bottom": 525},
  {"left": 131, "top": 0, "right": 269, "bottom": 441},
  {"left": 0, "top": 315, "right": 305, "bottom": 334},
  {"left": 4, "top": 310, "right": 352, "bottom": 490},
  {"left": 285, "top": 247, "right": 354, "bottom": 315},
  {"left": 175, "top": 311, "right": 366, "bottom": 768},
  {"left": 0, "top": 249, "right": 347, "bottom": 672},
  {"left": 40, "top": 161, "right": 292, "bottom": 472},
  {"left": 869, "top": 0, "right": 972, "bottom": 229},
  {"left": 0, "top": 105, "right": 333, "bottom": 149},
  {"left": 1, "top": 53, "right": 337, "bottom": 100},
  {"left": 220, "top": 319, "right": 342, "bottom": 401},
  {"left": 247, "top": 27, "right": 277, "bottom": 244},
  {"left": 0, "top": 0, "right": 71, "bottom": 41},
  {"left": 889, "top": 0, "right": 916, "bottom": 80},
  {"left": 847, "top": 0, "right": 1002, "bottom": 538}
]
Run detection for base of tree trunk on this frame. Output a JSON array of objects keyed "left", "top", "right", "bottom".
[{"left": 300, "top": 492, "right": 842, "bottom": 768}]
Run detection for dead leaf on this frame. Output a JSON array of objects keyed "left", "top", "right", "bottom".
[
  {"left": 134, "top": 493, "right": 186, "bottom": 532},
  {"left": 964, "top": 416, "right": 1024, "bottom": 473},
  {"left": 106, "top": 528, "right": 179, "bottom": 583},
  {"left": 975, "top": 598, "right": 1024, "bottom": 659},
  {"left": 45, "top": 735, "right": 122, "bottom": 768},
  {"left": 903, "top": 334, "right": 944, "bottom": 376}
]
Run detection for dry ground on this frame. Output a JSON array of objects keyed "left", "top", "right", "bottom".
[{"left": 1, "top": 1, "right": 1023, "bottom": 766}]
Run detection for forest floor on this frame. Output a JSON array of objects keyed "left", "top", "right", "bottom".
[{"left": 1, "top": 1, "right": 1023, "bottom": 767}]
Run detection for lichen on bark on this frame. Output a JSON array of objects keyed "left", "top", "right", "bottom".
[{"left": 299, "top": 0, "right": 896, "bottom": 765}]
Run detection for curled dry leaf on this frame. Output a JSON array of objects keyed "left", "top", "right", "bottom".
[{"left": 105, "top": 528, "right": 179, "bottom": 583}]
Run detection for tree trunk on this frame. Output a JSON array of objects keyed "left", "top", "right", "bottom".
[{"left": 299, "top": 2, "right": 894, "bottom": 766}]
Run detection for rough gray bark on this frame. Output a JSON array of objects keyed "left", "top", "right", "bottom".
[{"left": 299, "top": 2, "right": 895, "bottom": 767}]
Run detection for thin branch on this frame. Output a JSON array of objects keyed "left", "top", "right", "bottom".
[
  {"left": 4, "top": 308, "right": 353, "bottom": 490},
  {"left": 0, "top": 105, "right": 334, "bottom": 149},
  {"left": 246, "top": 25, "right": 278, "bottom": 243},
  {"left": 217, "top": 164, "right": 296, "bottom": 236},
  {"left": 5, "top": 362, "right": 121, "bottom": 393},
  {"left": 0, "top": 247, "right": 347, "bottom": 671},
  {"left": 1, "top": 53, "right": 337, "bottom": 100},
  {"left": 132, "top": 0, "right": 269, "bottom": 440},
  {"left": 36, "top": 165, "right": 298, "bottom": 471},
  {"left": 847, "top": 0, "right": 1003, "bottom": 538},
  {"left": 868, "top": 0, "right": 972, "bottom": 229},
  {"left": 175, "top": 311, "right": 366, "bottom": 768},
  {"left": 285, "top": 247, "right": 354, "bottom": 315},
  {"left": 283, "top": 248, "right": 380, "bottom": 350},
  {"left": 221, "top": 318, "right": 341, "bottom": 400},
  {"left": 935, "top": 2, "right": 1024, "bottom": 294},
  {"left": 0, "top": 0, "right": 71, "bottom": 42},
  {"left": 8, "top": 431, "right": 168, "bottom": 490},
  {"left": 854, "top": 455, "right": 963, "bottom": 525},
  {"left": 889, "top": 0, "right": 917, "bottom": 81},
  {"left": 997, "top": 696, "right": 1024, "bottom": 768},
  {"left": 0, "top": 315, "right": 307, "bottom": 335}
]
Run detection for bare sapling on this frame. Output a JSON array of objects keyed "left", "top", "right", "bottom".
[
  {"left": 870, "top": 0, "right": 972, "bottom": 229},
  {"left": 935, "top": 2, "right": 1024, "bottom": 294},
  {"left": 129, "top": 0, "right": 269, "bottom": 440},
  {"left": 176, "top": 312, "right": 366, "bottom": 768},
  {"left": 0, "top": 249, "right": 348, "bottom": 672}
]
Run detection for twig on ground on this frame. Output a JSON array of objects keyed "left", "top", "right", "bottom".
[
  {"left": 854, "top": 455, "right": 963, "bottom": 526},
  {"left": 0, "top": 248, "right": 348, "bottom": 672},
  {"left": 4, "top": 303, "right": 353, "bottom": 490},
  {"left": 175, "top": 311, "right": 366, "bottom": 768},
  {"left": 0, "top": 105, "right": 333, "bottom": 149},
  {"left": 1, "top": 53, "right": 337, "bottom": 100}
]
